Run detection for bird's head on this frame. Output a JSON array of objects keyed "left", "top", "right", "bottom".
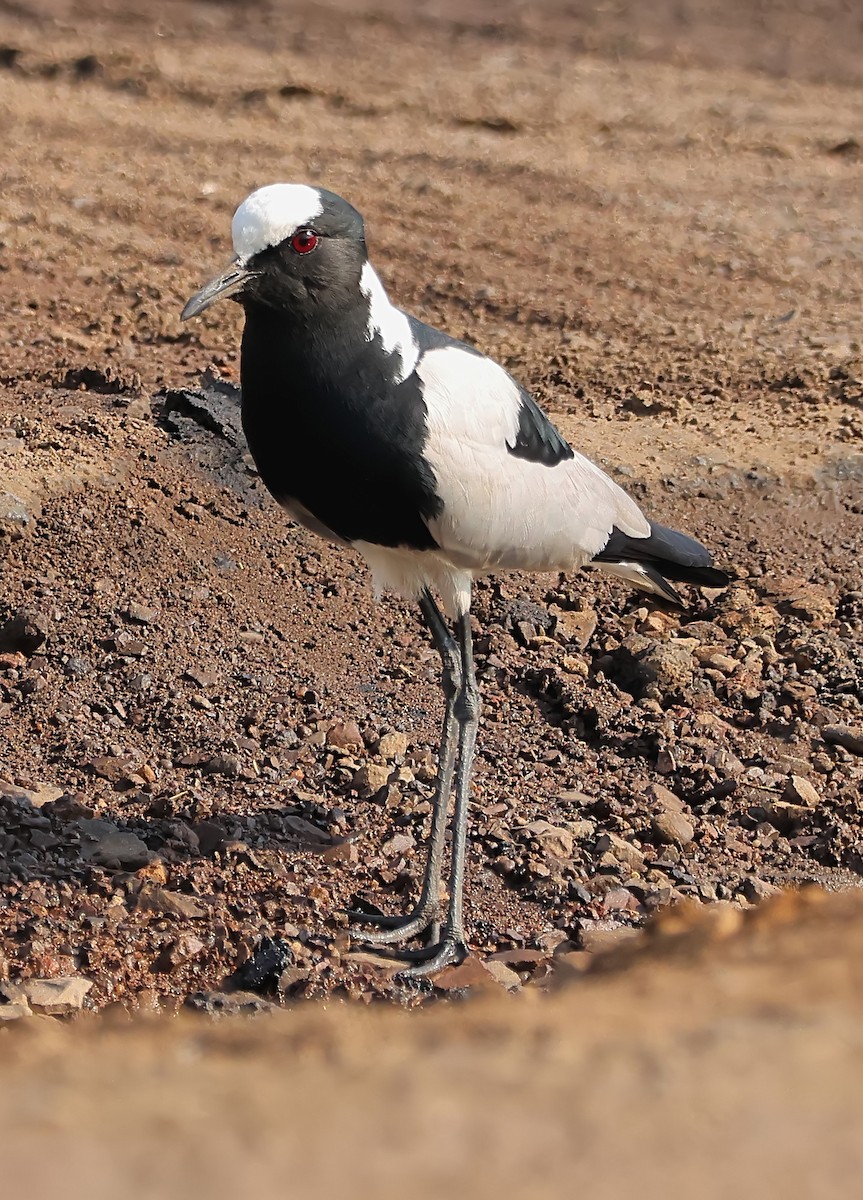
[{"left": 181, "top": 183, "right": 367, "bottom": 322}]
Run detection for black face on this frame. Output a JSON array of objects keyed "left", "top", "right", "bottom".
[{"left": 242, "top": 191, "right": 368, "bottom": 318}]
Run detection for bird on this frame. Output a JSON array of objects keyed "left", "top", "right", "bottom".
[{"left": 181, "top": 183, "right": 729, "bottom": 976}]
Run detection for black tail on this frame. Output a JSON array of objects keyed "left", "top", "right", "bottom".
[{"left": 593, "top": 521, "right": 730, "bottom": 604}]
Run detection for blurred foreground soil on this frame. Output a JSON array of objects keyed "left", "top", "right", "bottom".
[
  {"left": 0, "top": 0, "right": 862, "bottom": 1191},
  {"left": 4, "top": 889, "right": 863, "bottom": 1198}
]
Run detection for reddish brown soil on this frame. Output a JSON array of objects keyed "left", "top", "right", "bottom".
[{"left": 0, "top": 0, "right": 862, "bottom": 1185}]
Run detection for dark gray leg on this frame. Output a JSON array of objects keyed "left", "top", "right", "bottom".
[
  {"left": 398, "top": 611, "right": 479, "bottom": 976},
  {"left": 349, "top": 589, "right": 460, "bottom": 946}
]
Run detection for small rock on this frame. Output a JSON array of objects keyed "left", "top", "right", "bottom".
[
  {"left": 780, "top": 583, "right": 835, "bottom": 625},
  {"left": 708, "top": 748, "right": 745, "bottom": 777},
  {"left": 124, "top": 602, "right": 159, "bottom": 625},
  {"left": 741, "top": 877, "right": 783, "bottom": 903},
  {"left": 481, "top": 960, "right": 522, "bottom": 991},
  {"left": 326, "top": 720, "right": 363, "bottom": 751},
  {"left": 823, "top": 725, "right": 863, "bottom": 756},
  {"left": 137, "top": 886, "right": 205, "bottom": 919},
  {"left": 549, "top": 604, "right": 598, "bottom": 649},
  {"left": 760, "top": 801, "right": 810, "bottom": 834},
  {"left": 0, "top": 780, "right": 64, "bottom": 809},
  {"left": 234, "top": 936, "right": 293, "bottom": 990},
  {"left": 162, "top": 933, "right": 206, "bottom": 969},
  {"left": 488, "top": 948, "right": 550, "bottom": 973},
  {"left": 0, "top": 1002, "right": 29, "bottom": 1020},
  {"left": 322, "top": 838, "right": 360, "bottom": 865},
  {"left": 579, "top": 924, "right": 640, "bottom": 954},
  {"left": 376, "top": 731, "right": 409, "bottom": 760},
  {"left": 783, "top": 774, "right": 821, "bottom": 807},
  {"left": 381, "top": 832, "right": 415, "bottom": 857},
  {"left": 278, "top": 966, "right": 312, "bottom": 992},
  {"left": 524, "top": 820, "right": 574, "bottom": 859},
  {"left": 694, "top": 647, "right": 737, "bottom": 673},
  {"left": 605, "top": 633, "right": 695, "bottom": 702},
  {"left": 186, "top": 990, "right": 274, "bottom": 1016},
  {"left": 651, "top": 810, "right": 695, "bottom": 846},
  {"left": 602, "top": 887, "right": 640, "bottom": 912},
  {"left": 0, "top": 492, "right": 32, "bottom": 537},
  {"left": 282, "top": 814, "right": 332, "bottom": 843},
  {"left": 434, "top": 957, "right": 517, "bottom": 992},
  {"left": 82, "top": 826, "right": 152, "bottom": 869},
  {"left": 88, "top": 755, "right": 141, "bottom": 786},
  {"left": 202, "top": 754, "right": 241, "bottom": 777},
  {"left": 643, "top": 781, "right": 685, "bottom": 813},
  {"left": 564, "top": 818, "right": 596, "bottom": 840},
  {"left": 193, "top": 820, "right": 228, "bottom": 855},
  {"left": 557, "top": 788, "right": 592, "bottom": 806},
  {"left": 0, "top": 608, "right": 49, "bottom": 655},
  {"left": 62, "top": 656, "right": 90, "bottom": 678},
  {"left": 17, "top": 976, "right": 93, "bottom": 1013},
  {"left": 353, "top": 763, "right": 391, "bottom": 797},
  {"left": 595, "top": 831, "right": 645, "bottom": 871}
]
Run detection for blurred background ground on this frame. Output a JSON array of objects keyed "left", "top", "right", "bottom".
[{"left": 0, "top": 0, "right": 862, "bottom": 1190}]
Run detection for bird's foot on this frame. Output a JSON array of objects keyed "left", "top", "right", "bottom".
[
  {"left": 393, "top": 935, "right": 469, "bottom": 979},
  {"left": 347, "top": 904, "right": 440, "bottom": 947},
  {"left": 350, "top": 933, "right": 468, "bottom": 977}
]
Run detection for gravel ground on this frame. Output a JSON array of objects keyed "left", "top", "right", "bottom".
[{"left": 0, "top": 0, "right": 862, "bottom": 1014}]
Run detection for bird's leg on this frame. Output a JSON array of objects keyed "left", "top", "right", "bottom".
[
  {"left": 397, "top": 611, "right": 479, "bottom": 976},
  {"left": 349, "top": 589, "right": 460, "bottom": 946}
]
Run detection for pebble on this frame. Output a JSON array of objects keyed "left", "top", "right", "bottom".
[
  {"left": 326, "top": 720, "right": 363, "bottom": 751},
  {"left": 783, "top": 774, "right": 821, "bottom": 807},
  {"left": 557, "top": 788, "right": 592, "bottom": 807},
  {"left": 548, "top": 604, "right": 598, "bottom": 649},
  {"left": 376, "top": 731, "right": 409, "bottom": 759},
  {"left": 234, "top": 936, "right": 293, "bottom": 989},
  {"left": 81, "top": 826, "right": 152, "bottom": 869},
  {"left": 595, "top": 831, "right": 645, "bottom": 871},
  {"left": 579, "top": 924, "right": 640, "bottom": 954},
  {"left": 88, "top": 755, "right": 142, "bottom": 785},
  {"left": 760, "top": 801, "right": 809, "bottom": 834},
  {"left": 282, "top": 815, "right": 333, "bottom": 844},
  {"left": 0, "top": 780, "right": 65, "bottom": 809},
  {"left": 14, "top": 975, "right": 93, "bottom": 1013},
  {"left": 353, "top": 763, "right": 391, "bottom": 797},
  {"left": 741, "top": 877, "right": 783, "bottom": 903},
  {"left": 434, "top": 956, "right": 520, "bottom": 993},
  {"left": 124, "top": 602, "right": 159, "bottom": 625},
  {"left": 607, "top": 633, "right": 695, "bottom": 701},
  {"left": 643, "top": 781, "right": 685, "bottom": 813},
  {"left": 822, "top": 725, "right": 863, "bottom": 756},
  {"left": 186, "top": 990, "right": 274, "bottom": 1016},
  {"left": 0, "top": 492, "right": 32, "bottom": 537},
  {"left": 524, "top": 819, "right": 574, "bottom": 859},
  {"left": 381, "top": 832, "right": 415, "bottom": 857},
  {"left": 0, "top": 608, "right": 49, "bottom": 655},
  {"left": 651, "top": 810, "right": 695, "bottom": 847},
  {"left": 137, "top": 886, "right": 206, "bottom": 919},
  {"left": 0, "top": 1001, "right": 29, "bottom": 1020},
  {"left": 202, "top": 754, "right": 241, "bottom": 777}
]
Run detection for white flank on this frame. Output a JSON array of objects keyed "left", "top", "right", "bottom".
[
  {"left": 232, "top": 183, "right": 324, "bottom": 262},
  {"left": 359, "top": 263, "right": 420, "bottom": 384},
  {"left": 418, "top": 346, "right": 650, "bottom": 573},
  {"left": 354, "top": 542, "right": 473, "bottom": 619}
]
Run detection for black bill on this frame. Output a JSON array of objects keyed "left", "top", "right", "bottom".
[{"left": 181, "top": 261, "right": 255, "bottom": 320}]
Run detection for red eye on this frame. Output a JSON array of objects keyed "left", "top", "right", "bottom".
[{"left": 291, "top": 228, "right": 319, "bottom": 254}]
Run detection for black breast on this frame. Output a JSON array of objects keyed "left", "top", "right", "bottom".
[{"left": 239, "top": 305, "right": 442, "bottom": 549}]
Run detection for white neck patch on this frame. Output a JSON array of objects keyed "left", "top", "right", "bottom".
[
  {"left": 360, "top": 263, "right": 419, "bottom": 385},
  {"left": 232, "top": 183, "right": 324, "bottom": 262}
]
